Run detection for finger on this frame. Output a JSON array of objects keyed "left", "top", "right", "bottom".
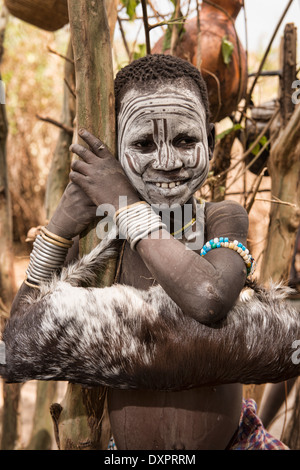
[
  {"left": 70, "top": 143, "right": 96, "bottom": 163},
  {"left": 71, "top": 159, "right": 90, "bottom": 176},
  {"left": 78, "top": 128, "right": 108, "bottom": 157}
]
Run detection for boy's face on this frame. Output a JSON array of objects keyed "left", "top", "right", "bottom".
[{"left": 118, "top": 81, "right": 211, "bottom": 206}]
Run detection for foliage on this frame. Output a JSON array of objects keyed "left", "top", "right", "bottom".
[
  {"left": 133, "top": 43, "right": 147, "bottom": 60},
  {"left": 221, "top": 36, "right": 234, "bottom": 65},
  {"left": 120, "top": 0, "right": 140, "bottom": 20},
  {"left": 162, "top": 0, "right": 186, "bottom": 52},
  {"left": 215, "top": 123, "right": 242, "bottom": 141},
  {"left": 249, "top": 135, "right": 269, "bottom": 155}
]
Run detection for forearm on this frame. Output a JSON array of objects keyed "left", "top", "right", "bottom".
[{"left": 2, "top": 281, "right": 300, "bottom": 389}]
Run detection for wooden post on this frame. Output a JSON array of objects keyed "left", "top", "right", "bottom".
[
  {"left": 45, "top": 39, "right": 75, "bottom": 221},
  {"left": 0, "top": 3, "right": 21, "bottom": 450},
  {"left": 260, "top": 25, "right": 299, "bottom": 285},
  {"left": 244, "top": 24, "right": 299, "bottom": 412},
  {"left": 280, "top": 23, "right": 297, "bottom": 126},
  {"left": 50, "top": 0, "right": 116, "bottom": 450}
]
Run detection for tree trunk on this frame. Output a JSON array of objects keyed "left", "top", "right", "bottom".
[
  {"left": 26, "top": 37, "right": 76, "bottom": 451},
  {"left": 259, "top": 104, "right": 300, "bottom": 284},
  {"left": 51, "top": 0, "right": 116, "bottom": 450},
  {"left": 0, "top": 4, "right": 21, "bottom": 450},
  {"left": 282, "top": 377, "right": 300, "bottom": 449},
  {"left": 45, "top": 38, "right": 75, "bottom": 221}
]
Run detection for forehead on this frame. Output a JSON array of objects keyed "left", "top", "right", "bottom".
[{"left": 118, "top": 81, "right": 206, "bottom": 138}]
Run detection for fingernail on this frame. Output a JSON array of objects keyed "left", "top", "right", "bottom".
[{"left": 78, "top": 128, "right": 85, "bottom": 136}]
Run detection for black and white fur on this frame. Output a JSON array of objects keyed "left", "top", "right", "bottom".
[{"left": 1, "top": 228, "right": 300, "bottom": 390}]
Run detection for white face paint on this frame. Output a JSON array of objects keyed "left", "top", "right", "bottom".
[{"left": 118, "top": 82, "right": 210, "bottom": 206}]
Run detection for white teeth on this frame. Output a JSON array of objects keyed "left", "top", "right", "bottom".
[{"left": 154, "top": 181, "right": 183, "bottom": 189}]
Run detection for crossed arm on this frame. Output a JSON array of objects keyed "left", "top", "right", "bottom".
[
  {"left": 1, "top": 225, "right": 300, "bottom": 389},
  {"left": 1, "top": 129, "right": 299, "bottom": 388}
]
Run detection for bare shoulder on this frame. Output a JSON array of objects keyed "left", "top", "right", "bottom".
[{"left": 204, "top": 200, "right": 249, "bottom": 245}]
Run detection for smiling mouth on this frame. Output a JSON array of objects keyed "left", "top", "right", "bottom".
[{"left": 148, "top": 180, "right": 190, "bottom": 189}]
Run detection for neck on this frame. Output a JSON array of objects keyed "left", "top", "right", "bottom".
[{"left": 151, "top": 197, "right": 196, "bottom": 236}]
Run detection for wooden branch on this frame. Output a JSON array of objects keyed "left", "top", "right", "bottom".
[
  {"left": 170, "top": 0, "right": 181, "bottom": 56},
  {"left": 47, "top": 46, "right": 74, "bottom": 64},
  {"left": 53, "top": 0, "right": 117, "bottom": 451},
  {"left": 245, "top": 167, "right": 269, "bottom": 213},
  {"left": 141, "top": 0, "right": 151, "bottom": 54},
  {"left": 260, "top": 104, "right": 300, "bottom": 284},
  {"left": 242, "top": 0, "right": 294, "bottom": 116},
  {"left": 36, "top": 114, "right": 74, "bottom": 135},
  {"left": 63, "top": 77, "right": 76, "bottom": 99}
]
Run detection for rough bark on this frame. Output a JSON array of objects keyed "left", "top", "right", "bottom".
[
  {"left": 26, "top": 37, "right": 75, "bottom": 451},
  {"left": 259, "top": 104, "right": 300, "bottom": 285},
  {"left": 282, "top": 377, "right": 300, "bottom": 449},
  {"left": 0, "top": 4, "right": 21, "bottom": 450},
  {"left": 51, "top": 0, "right": 117, "bottom": 450},
  {"left": 45, "top": 38, "right": 75, "bottom": 221},
  {"left": 26, "top": 381, "right": 57, "bottom": 450}
]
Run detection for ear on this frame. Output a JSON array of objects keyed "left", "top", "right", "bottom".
[{"left": 207, "top": 123, "right": 215, "bottom": 160}]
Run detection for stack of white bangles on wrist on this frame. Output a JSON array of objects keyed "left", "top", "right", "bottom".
[
  {"left": 114, "top": 201, "right": 167, "bottom": 251},
  {"left": 25, "top": 227, "right": 73, "bottom": 288}
]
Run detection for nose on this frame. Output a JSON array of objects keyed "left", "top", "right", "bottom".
[{"left": 152, "top": 142, "right": 183, "bottom": 171}]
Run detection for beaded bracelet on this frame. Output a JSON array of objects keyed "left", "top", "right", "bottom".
[{"left": 200, "top": 237, "right": 256, "bottom": 276}]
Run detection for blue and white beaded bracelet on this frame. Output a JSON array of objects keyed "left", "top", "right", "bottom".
[{"left": 200, "top": 237, "right": 256, "bottom": 276}]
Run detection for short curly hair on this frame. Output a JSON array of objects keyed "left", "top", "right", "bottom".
[{"left": 114, "top": 54, "right": 211, "bottom": 127}]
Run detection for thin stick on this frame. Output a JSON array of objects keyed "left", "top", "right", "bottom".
[
  {"left": 64, "top": 77, "right": 76, "bottom": 99},
  {"left": 170, "top": 0, "right": 181, "bottom": 56},
  {"left": 254, "top": 197, "right": 298, "bottom": 208},
  {"left": 195, "top": 0, "right": 202, "bottom": 69},
  {"left": 242, "top": 0, "right": 294, "bottom": 115},
  {"left": 214, "top": 109, "right": 279, "bottom": 181},
  {"left": 47, "top": 46, "right": 75, "bottom": 64},
  {"left": 141, "top": 0, "right": 151, "bottom": 54},
  {"left": 36, "top": 114, "right": 74, "bottom": 135},
  {"left": 117, "top": 16, "right": 131, "bottom": 61},
  {"left": 148, "top": 17, "right": 186, "bottom": 31},
  {"left": 245, "top": 167, "right": 267, "bottom": 213}
]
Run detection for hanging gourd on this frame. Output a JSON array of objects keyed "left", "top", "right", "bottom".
[
  {"left": 152, "top": 0, "right": 248, "bottom": 122},
  {"left": 4, "top": 0, "right": 68, "bottom": 32}
]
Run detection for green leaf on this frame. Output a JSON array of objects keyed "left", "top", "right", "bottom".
[
  {"left": 133, "top": 43, "right": 147, "bottom": 61},
  {"left": 222, "top": 36, "right": 234, "bottom": 65},
  {"left": 121, "top": 0, "right": 140, "bottom": 20},
  {"left": 215, "top": 123, "right": 242, "bottom": 141},
  {"left": 249, "top": 135, "right": 268, "bottom": 156}
]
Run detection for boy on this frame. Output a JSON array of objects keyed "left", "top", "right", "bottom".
[{"left": 1, "top": 55, "right": 298, "bottom": 449}]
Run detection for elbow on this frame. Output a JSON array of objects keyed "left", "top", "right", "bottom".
[{"left": 182, "top": 281, "right": 232, "bottom": 325}]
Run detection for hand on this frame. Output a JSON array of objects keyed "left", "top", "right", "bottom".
[
  {"left": 46, "top": 182, "right": 97, "bottom": 240},
  {"left": 69, "top": 129, "right": 140, "bottom": 211}
]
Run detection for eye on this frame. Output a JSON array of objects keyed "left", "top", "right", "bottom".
[
  {"left": 131, "top": 139, "right": 156, "bottom": 153},
  {"left": 174, "top": 135, "right": 199, "bottom": 148}
]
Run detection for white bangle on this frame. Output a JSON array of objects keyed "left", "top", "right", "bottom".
[
  {"left": 26, "top": 234, "right": 69, "bottom": 285},
  {"left": 114, "top": 202, "right": 167, "bottom": 250}
]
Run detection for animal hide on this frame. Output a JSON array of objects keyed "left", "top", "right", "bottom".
[{"left": 1, "top": 228, "right": 300, "bottom": 390}]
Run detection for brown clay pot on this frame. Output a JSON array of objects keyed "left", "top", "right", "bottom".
[
  {"left": 152, "top": 0, "right": 248, "bottom": 122},
  {"left": 4, "top": 0, "right": 69, "bottom": 32}
]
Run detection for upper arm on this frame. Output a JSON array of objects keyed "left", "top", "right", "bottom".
[
  {"left": 198, "top": 200, "right": 250, "bottom": 322},
  {"left": 205, "top": 200, "right": 249, "bottom": 244}
]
